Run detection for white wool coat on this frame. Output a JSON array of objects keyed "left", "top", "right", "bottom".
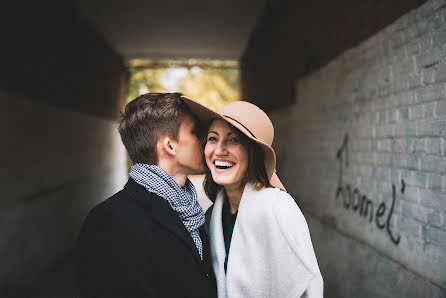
[{"left": 208, "top": 185, "right": 323, "bottom": 298}]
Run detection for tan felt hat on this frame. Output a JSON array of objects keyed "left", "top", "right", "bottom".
[{"left": 182, "top": 96, "right": 285, "bottom": 191}]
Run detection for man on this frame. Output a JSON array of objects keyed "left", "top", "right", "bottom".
[{"left": 77, "top": 93, "right": 217, "bottom": 297}]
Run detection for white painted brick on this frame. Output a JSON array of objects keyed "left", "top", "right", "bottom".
[
  {"left": 377, "top": 110, "right": 386, "bottom": 123},
  {"left": 432, "top": 0, "right": 446, "bottom": 11},
  {"left": 376, "top": 152, "right": 392, "bottom": 166},
  {"left": 436, "top": 99, "right": 446, "bottom": 118},
  {"left": 392, "top": 139, "right": 405, "bottom": 153},
  {"left": 428, "top": 173, "right": 444, "bottom": 192},
  {"left": 423, "top": 102, "right": 437, "bottom": 119},
  {"left": 425, "top": 138, "right": 443, "bottom": 154},
  {"left": 404, "top": 171, "right": 428, "bottom": 188},
  {"left": 434, "top": 61, "right": 446, "bottom": 83},
  {"left": 415, "top": 47, "right": 443, "bottom": 68},
  {"left": 375, "top": 124, "right": 394, "bottom": 138},
  {"left": 417, "top": 119, "right": 446, "bottom": 136},
  {"left": 422, "top": 68, "right": 436, "bottom": 84},
  {"left": 398, "top": 107, "right": 409, "bottom": 121},
  {"left": 406, "top": 154, "right": 420, "bottom": 170},
  {"left": 419, "top": 155, "right": 446, "bottom": 173},
  {"left": 428, "top": 210, "right": 443, "bottom": 228},
  {"left": 419, "top": 188, "right": 446, "bottom": 209},
  {"left": 390, "top": 30, "right": 410, "bottom": 50},
  {"left": 408, "top": 73, "right": 424, "bottom": 90},
  {"left": 397, "top": 215, "right": 423, "bottom": 238},
  {"left": 389, "top": 109, "right": 398, "bottom": 122},
  {"left": 409, "top": 104, "right": 424, "bottom": 120},
  {"left": 416, "top": 84, "right": 445, "bottom": 103},
  {"left": 400, "top": 200, "right": 428, "bottom": 223},
  {"left": 405, "top": 39, "right": 421, "bottom": 57},
  {"left": 377, "top": 139, "right": 391, "bottom": 152},
  {"left": 391, "top": 76, "right": 410, "bottom": 93},
  {"left": 422, "top": 225, "right": 446, "bottom": 246},
  {"left": 418, "top": 35, "right": 433, "bottom": 52},
  {"left": 401, "top": 185, "right": 420, "bottom": 203},
  {"left": 394, "top": 121, "right": 417, "bottom": 137},
  {"left": 356, "top": 139, "right": 372, "bottom": 152},
  {"left": 414, "top": 138, "right": 427, "bottom": 153},
  {"left": 443, "top": 138, "right": 446, "bottom": 156},
  {"left": 430, "top": 10, "right": 446, "bottom": 30},
  {"left": 432, "top": 27, "right": 446, "bottom": 48}
]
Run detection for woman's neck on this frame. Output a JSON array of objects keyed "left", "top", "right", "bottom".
[{"left": 224, "top": 184, "right": 244, "bottom": 214}]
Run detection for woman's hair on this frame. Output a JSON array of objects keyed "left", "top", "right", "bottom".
[{"left": 203, "top": 120, "right": 270, "bottom": 202}]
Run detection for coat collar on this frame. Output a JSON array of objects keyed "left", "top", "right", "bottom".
[
  {"left": 124, "top": 178, "right": 202, "bottom": 264},
  {"left": 209, "top": 184, "right": 258, "bottom": 297}
]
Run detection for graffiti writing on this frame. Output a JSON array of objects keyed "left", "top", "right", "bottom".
[{"left": 335, "top": 134, "right": 401, "bottom": 245}]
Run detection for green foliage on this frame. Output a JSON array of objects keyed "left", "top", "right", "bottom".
[{"left": 126, "top": 59, "right": 239, "bottom": 111}]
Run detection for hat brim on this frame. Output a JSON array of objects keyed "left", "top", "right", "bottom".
[
  {"left": 181, "top": 95, "right": 220, "bottom": 125},
  {"left": 181, "top": 96, "right": 286, "bottom": 191}
]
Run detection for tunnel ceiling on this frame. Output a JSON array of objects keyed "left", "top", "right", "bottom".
[{"left": 73, "top": 0, "right": 267, "bottom": 61}]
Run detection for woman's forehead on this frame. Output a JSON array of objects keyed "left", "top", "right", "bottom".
[{"left": 208, "top": 119, "right": 236, "bottom": 133}]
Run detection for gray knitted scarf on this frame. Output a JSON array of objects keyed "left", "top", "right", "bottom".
[{"left": 129, "top": 163, "right": 205, "bottom": 259}]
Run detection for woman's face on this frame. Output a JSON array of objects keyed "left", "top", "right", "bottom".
[{"left": 204, "top": 119, "right": 249, "bottom": 192}]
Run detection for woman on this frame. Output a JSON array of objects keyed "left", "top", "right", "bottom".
[{"left": 202, "top": 101, "right": 323, "bottom": 298}]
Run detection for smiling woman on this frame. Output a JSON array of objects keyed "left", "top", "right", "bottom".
[
  {"left": 200, "top": 101, "right": 323, "bottom": 298},
  {"left": 205, "top": 119, "right": 250, "bottom": 206}
]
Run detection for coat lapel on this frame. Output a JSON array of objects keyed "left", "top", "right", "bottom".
[
  {"left": 150, "top": 196, "right": 202, "bottom": 263},
  {"left": 124, "top": 178, "right": 202, "bottom": 264},
  {"left": 209, "top": 190, "right": 227, "bottom": 298}
]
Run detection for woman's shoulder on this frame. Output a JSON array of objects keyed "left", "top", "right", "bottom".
[
  {"left": 254, "top": 186, "right": 296, "bottom": 206},
  {"left": 253, "top": 187, "right": 308, "bottom": 226}
]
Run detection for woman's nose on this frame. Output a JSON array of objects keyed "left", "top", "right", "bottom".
[{"left": 215, "top": 141, "right": 227, "bottom": 155}]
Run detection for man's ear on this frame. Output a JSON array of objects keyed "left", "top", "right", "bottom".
[{"left": 162, "top": 136, "right": 176, "bottom": 157}]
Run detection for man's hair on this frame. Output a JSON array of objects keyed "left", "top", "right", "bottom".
[
  {"left": 118, "top": 92, "right": 193, "bottom": 165},
  {"left": 203, "top": 121, "right": 270, "bottom": 202}
]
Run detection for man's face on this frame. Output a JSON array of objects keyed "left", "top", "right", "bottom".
[{"left": 174, "top": 114, "right": 206, "bottom": 175}]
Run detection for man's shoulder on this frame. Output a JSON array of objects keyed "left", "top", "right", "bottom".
[
  {"left": 82, "top": 181, "right": 155, "bottom": 231},
  {"left": 88, "top": 188, "right": 132, "bottom": 218}
]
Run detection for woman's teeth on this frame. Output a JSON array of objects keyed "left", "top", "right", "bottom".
[{"left": 214, "top": 160, "right": 235, "bottom": 169}]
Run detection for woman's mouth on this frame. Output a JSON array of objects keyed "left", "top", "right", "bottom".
[{"left": 214, "top": 160, "right": 235, "bottom": 170}]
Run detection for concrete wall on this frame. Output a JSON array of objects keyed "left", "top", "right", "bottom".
[
  {"left": 0, "top": 1, "right": 127, "bottom": 295},
  {"left": 270, "top": 1, "right": 446, "bottom": 296},
  {"left": 0, "top": 91, "right": 127, "bottom": 295}
]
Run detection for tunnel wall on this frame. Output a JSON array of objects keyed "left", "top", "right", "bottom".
[
  {"left": 268, "top": 1, "right": 446, "bottom": 297},
  {"left": 241, "top": 0, "right": 426, "bottom": 111},
  {"left": 0, "top": 1, "right": 127, "bottom": 294}
]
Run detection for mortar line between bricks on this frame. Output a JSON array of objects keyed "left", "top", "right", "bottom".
[{"left": 300, "top": 205, "right": 446, "bottom": 292}]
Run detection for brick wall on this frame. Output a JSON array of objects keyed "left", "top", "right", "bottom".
[{"left": 270, "top": 0, "right": 446, "bottom": 296}]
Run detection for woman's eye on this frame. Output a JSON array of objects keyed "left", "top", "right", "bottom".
[
  {"left": 208, "top": 136, "right": 217, "bottom": 142},
  {"left": 230, "top": 137, "right": 239, "bottom": 143}
]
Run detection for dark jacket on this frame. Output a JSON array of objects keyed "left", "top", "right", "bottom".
[{"left": 77, "top": 178, "right": 217, "bottom": 298}]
